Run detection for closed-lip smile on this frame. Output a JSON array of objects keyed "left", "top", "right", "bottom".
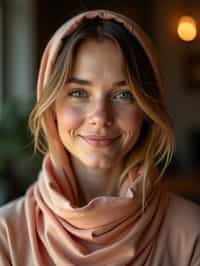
[
  {"left": 80, "top": 135, "right": 120, "bottom": 148},
  {"left": 81, "top": 135, "right": 119, "bottom": 140}
]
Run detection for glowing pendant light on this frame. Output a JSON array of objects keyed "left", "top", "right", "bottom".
[{"left": 177, "top": 16, "right": 197, "bottom": 42}]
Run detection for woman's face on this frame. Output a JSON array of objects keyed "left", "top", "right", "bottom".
[{"left": 55, "top": 38, "right": 144, "bottom": 170}]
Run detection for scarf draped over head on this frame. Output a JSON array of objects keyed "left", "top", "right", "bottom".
[{"left": 26, "top": 9, "right": 169, "bottom": 265}]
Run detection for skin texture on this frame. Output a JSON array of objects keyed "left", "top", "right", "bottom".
[{"left": 55, "top": 38, "right": 144, "bottom": 204}]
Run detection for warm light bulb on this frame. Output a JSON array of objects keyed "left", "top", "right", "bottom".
[{"left": 177, "top": 16, "right": 197, "bottom": 42}]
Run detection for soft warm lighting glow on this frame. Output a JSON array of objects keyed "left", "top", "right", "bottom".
[{"left": 177, "top": 16, "right": 197, "bottom": 41}]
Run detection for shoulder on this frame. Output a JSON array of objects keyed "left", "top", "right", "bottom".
[
  {"left": 151, "top": 193, "right": 200, "bottom": 265},
  {"left": 162, "top": 192, "right": 200, "bottom": 242},
  {"left": 0, "top": 183, "right": 36, "bottom": 225},
  {"left": 0, "top": 196, "right": 26, "bottom": 243},
  {"left": 165, "top": 193, "right": 200, "bottom": 232},
  {"left": 159, "top": 193, "right": 200, "bottom": 265},
  {"left": 0, "top": 197, "right": 25, "bottom": 265},
  {"left": 0, "top": 196, "right": 25, "bottom": 224}
]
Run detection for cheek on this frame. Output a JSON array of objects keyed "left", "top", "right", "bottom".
[
  {"left": 117, "top": 106, "right": 144, "bottom": 132},
  {"left": 56, "top": 104, "right": 84, "bottom": 132}
]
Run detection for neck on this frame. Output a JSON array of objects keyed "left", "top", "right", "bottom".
[{"left": 71, "top": 157, "right": 124, "bottom": 206}]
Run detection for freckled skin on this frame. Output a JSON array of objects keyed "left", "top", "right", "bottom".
[{"left": 55, "top": 39, "right": 144, "bottom": 171}]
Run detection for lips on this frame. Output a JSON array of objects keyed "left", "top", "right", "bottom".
[
  {"left": 82, "top": 135, "right": 118, "bottom": 140},
  {"left": 80, "top": 135, "right": 120, "bottom": 148}
]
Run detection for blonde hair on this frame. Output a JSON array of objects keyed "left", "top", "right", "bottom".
[{"left": 29, "top": 19, "right": 175, "bottom": 208}]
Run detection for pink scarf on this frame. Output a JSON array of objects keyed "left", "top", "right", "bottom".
[
  {"left": 24, "top": 9, "right": 169, "bottom": 265},
  {"left": 24, "top": 155, "right": 168, "bottom": 265}
]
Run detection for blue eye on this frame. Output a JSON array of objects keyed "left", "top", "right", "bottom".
[
  {"left": 68, "top": 89, "right": 88, "bottom": 98},
  {"left": 113, "top": 91, "right": 134, "bottom": 101}
]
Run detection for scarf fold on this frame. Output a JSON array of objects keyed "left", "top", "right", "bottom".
[{"left": 24, "top": 155, "right": 169, "bottom": 265}]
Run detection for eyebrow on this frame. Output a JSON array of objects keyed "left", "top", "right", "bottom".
[{"left": 66, "top": 77, "right": 128, "bottom": 88}]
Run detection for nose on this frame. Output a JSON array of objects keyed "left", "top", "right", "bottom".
[{"left": 88, "top": 100, "right": 113, "bottom": 127}]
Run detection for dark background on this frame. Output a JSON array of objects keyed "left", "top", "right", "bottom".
[{"left": 1, "top": 0, "right": 200, "bottom": 205}]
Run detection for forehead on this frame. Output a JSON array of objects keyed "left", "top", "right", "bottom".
[{"left": 71, "top": 38, "right": 127, "bottom": 80}]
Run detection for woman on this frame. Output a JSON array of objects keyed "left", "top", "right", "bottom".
[{"left": 0, "top": 9, "right": 200, "bottom": 266}]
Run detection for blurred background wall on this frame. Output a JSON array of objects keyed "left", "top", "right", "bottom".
[{"left": 1, "top": 0, "right": 200, "bottom": 205}]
